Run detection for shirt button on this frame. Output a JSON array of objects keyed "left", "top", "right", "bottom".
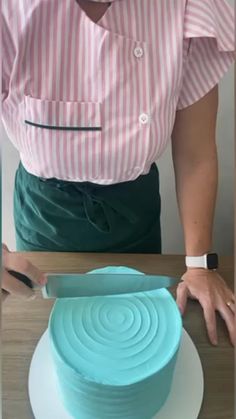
[
  {"left": 134, "top": 46, "right": 144, "bottom": 58},
  {"left": 139, "top": 113, "right": 149, "bottom": 124}
]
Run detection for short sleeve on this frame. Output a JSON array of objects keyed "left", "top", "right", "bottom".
[
  {"left": 177, "top": 0, "right": 235, "bottom": 110},
  {"left": 2, "top": 10, "right": 15, "bottom": 103}
]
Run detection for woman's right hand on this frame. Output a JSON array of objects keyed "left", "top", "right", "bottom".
[{"left": 2, "top": 244, "right": 47, "bottom": 301}]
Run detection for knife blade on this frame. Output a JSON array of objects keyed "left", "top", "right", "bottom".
[{"left": 42, "top": 273, "right": 180, "bottom": 299}]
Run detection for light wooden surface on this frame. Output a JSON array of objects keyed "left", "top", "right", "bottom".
[{"left": 2, "top": 253, "right": 234, "bottom": 419}]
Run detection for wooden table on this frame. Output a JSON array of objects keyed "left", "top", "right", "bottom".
[{"left": 2, "top": 253, "right": 234, "bottom": 419}]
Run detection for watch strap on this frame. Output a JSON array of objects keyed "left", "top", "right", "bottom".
[{"left": 185, "top": 255, "right": 207, "bottom": 269}]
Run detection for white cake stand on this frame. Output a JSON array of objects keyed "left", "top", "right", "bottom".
[{"left": 28, "top": 328, "right": 204, "bottom": 419}]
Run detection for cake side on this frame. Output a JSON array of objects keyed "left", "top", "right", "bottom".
[{"left": 49, "top": 266, "right": 182, "bottom": 419}]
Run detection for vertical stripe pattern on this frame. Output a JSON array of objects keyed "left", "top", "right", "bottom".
[{"left": 2, "top": 0, "right": 235, "bottom": 183}]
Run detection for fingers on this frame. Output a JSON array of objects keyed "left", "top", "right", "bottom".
[
  {"left": 202, "top": 299, "right": 218, "bottom": 346},
  {"left": 230, "top": 292, "right": 235, "bottom": 302},
  {"left": 176, "top": 282, "right": 188, "bottom": 315},
  {"left": 224, "top": 288, "right": 235, "bottom": 313},
  {"left": 218, "top": 304, "right": 235, "bottom": 346},
  {"left": 3, "top": 252, "right": 47, "bottom": 286},
  {"left": 2, "top": 270, "right": 36, "bottom": 300},
  {"left": 227, "top": 302, "right": 235, "bottom": 314},
  {"left": 2, "top": 247, "right": 47, "bottom": 301},
  {"left": 2, "top": 243, "right": 9, "bottom": 252},
  {"left": 226, "top": 289, "right": 235, "bottom": 303}
]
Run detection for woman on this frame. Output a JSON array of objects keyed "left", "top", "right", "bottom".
[{"left": 2, "top": 0, "right": 235, "bottom": 345}]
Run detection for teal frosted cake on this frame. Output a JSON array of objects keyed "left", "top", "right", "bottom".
[{"left": 49, "top": 267, "right": 182, "bottom": 419}]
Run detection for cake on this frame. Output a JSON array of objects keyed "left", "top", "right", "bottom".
[{"left": 49, "top": 266, "right": 182, "bottom": 419}]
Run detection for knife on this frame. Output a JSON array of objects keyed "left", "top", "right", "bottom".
[
  {"left": 41, "top": 273, "right": 180, "bottom": 299},
  {"left": 7, "top": 270, "right": 34, "bottom": 288}
]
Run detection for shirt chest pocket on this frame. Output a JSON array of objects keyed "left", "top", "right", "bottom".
[{"left": 23, "top": 95, "right": 102, "bottom": 179}]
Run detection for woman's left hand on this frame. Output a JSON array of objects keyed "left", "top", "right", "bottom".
[{"left": 176, "top": 269, "right": 235, "bottom": 346}]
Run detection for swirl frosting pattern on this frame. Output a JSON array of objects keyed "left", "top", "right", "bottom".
[{"left": 49, "top": 267, "right": 182, "bottom": 419}]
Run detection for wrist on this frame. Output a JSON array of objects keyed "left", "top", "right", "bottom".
[
  {"left": 185, "top": 246, "right": 212, "bottom": 257},
  {"left": 185, "top": 238, "right": 212, "bottom": 257},
  {"left": 186, "top": 267, "right": 215, "bottom": 274}
]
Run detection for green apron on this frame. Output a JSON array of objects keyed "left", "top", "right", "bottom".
[{"left": 14, "top": 162, "right": 162, "bottom": 253}]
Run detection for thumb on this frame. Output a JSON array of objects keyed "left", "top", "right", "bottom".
[
  {"left": 2, "top": 243, "right": 10, "bottom": 252},
  {"left": 176, "top": 282, "right": 189, "bottom": 315}
]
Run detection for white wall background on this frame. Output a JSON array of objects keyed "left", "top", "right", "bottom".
[{"left": 2, "top": 62, "right": 234, "bottom": 254}]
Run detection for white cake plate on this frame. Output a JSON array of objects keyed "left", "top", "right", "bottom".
[{"left": 28, "top": 328, "right": 204, "bottom": 419}]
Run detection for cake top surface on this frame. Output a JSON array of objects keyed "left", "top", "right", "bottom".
[{"left": 49, "top": 266, "right": 182, "bottom": 386}]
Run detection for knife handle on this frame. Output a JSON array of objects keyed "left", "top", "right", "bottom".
[{"left": 7, "top": 270, "right": 33, "bottom": 289}]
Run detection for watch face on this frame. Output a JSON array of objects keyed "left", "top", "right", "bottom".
[{"left": 207, "top": 253, "right": 218, "bottom": 269}]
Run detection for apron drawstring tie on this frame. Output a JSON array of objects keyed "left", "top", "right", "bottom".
[{"left": 39, "top": 178, "right": 140, "bottom": 233}]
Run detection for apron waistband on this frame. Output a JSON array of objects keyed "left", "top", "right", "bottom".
[{"left": 37, "top": 174, "right": 142, "bottom": 233}]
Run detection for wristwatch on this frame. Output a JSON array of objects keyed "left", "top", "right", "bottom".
[{"left": 185, "top": 253, "right": 218, "bottom": 270}]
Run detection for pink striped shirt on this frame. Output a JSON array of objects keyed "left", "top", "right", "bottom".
[{"left": 2, "top": 0, "right": 235, "bottom": 184}]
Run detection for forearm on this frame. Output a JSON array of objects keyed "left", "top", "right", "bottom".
[{"left": 173, "top": 147, "right": 218, "bottom": 256}]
